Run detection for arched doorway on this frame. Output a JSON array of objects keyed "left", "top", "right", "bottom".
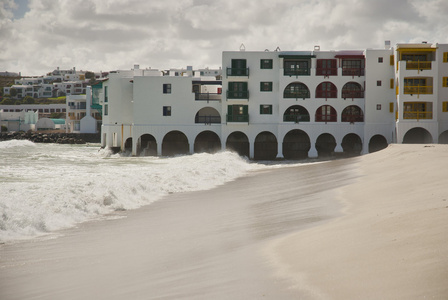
[
  {"left": 283, "top": 82, "right": 310, "bottom": 99},
  {"left": 439, "top": 130, "right": 448, "bottom": 144},
  {"left": 124, "top": 137, "right": 132, "bottom": 153},
  {"left": 162, "top": 131, "right": 189, "bottom": 156},
  {"left": 341, "top": 133, "right": 362, "bottom": 157},
  {"left": 369, "top": 135, "right": 388, "bottom": 153},
  {"left": 138, "top": 134, "right": 157, "bottom": 156},
  {"left": 315, "top": 82, "right": 337, "bottom": 99},
  {"left": 195, "top": 107, "right": 221, "bottom": 124},
  {"left": 315, "top": 133, "right": 336, "bottom": 157},
  {"left": 315, "top": 105, "right": 337, "bottom": 122},
  {"left": 402, "top": 127, "right": 433, "bottom": 144},
  {"left": 283, "top": 105, "right": 310, "bottom": 122},
  {"left": 282, "top": 130, "right": 311, "bottom": 160},
  {"left": 254, "top": 131, "right": 278, "bottom": 160},
  {"left": 226, "top": 131, "right": 249, "bottom": 158},
  {"left": 194, "top": 131, "right": 221, "bottom": 153}
]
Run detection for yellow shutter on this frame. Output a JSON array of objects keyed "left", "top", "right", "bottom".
[
  {"left": 390, "top": 78, "right": 394, "bottom": 89},
  {"left": 443, "top": 102, "right": 448, "bottom": 112},
  {"left": 390, "top": 55, "right": 394, "bottom": 65},
  {"left": 390, "top": 102, "right": 394, "bottom": 113},
  {"left": 444, "top": 52, "right": 448, "bottom": 63},
  {"left": 444, "top": 77, "right": 448, "bottom": 87}
]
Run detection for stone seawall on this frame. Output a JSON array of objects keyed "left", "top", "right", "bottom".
[{"left": 0, "top": 132, "right": 101, "bottom": 144}]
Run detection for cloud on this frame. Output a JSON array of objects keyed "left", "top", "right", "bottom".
[{"left": 1, "top": 0, "right": 447, "bottom": 75}]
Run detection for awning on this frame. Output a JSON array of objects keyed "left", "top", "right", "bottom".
[{"left": 279, "top": 51, "right": 315, "bottom": 59}]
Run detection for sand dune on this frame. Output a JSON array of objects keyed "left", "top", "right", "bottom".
[{"left": 269, "top": 144, "right": 448, "bottom": 299}]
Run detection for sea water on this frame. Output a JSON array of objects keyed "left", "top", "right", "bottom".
[{"left": 0, "top": 140, "right": 268, "bottom": 243}]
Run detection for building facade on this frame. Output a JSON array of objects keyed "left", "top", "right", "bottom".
[{"left": 100, "top": 42, "right": 448, "bottom": 159}]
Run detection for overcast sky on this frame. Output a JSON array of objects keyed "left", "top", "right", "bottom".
[{"left": 1, "top": 0, "right": 447, "bottom": 76}]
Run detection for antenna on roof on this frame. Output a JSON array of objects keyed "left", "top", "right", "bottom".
[
  {"left": 275, "top": 46, "right": 281, "bottom": 52},
  {"left": 240, "top": 43, "right": 246, "bottom": 51}
]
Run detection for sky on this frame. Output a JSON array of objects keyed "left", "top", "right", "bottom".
[{"left": 1, "top": 0, "right": 447, "bottom": 76}]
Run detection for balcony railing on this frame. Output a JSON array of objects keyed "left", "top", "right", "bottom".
[
  {"left": 227, "top": 114, "right": 249, "bottom": 122},
  {"left": 283, "top": 115, "right": 310, "bottom": 122},
  {"left": 403, "top": 86, "right": 433, "bottom": 95},
  {"left": 226, "top": 68, "right": 249, "bottom": 77},
  {"left": 195, "top": 115, "right": 221, "bottom": 124},
  {"left": 316, "top": 90, "right": 337, "bottom": 98},
  {"left": 194, "top": 93, "right": 221, "bottom": 101},
  {"left": 284, "top": 68, "right": 311, "bottom": 76},
  {"left": 316, "top": 68, "right": 338, "bottom": 76},
  {"left": 403, "top": 111, "right": 433, "bottom": 120},
  {"left": 406, "top": 61, "right": 432, "bottom": 70},
  {"left": 341, "top": 68, "right": 365, "bottom": 76},
  {"left": 227, "top": 90, "right": 249, "bottom": 99},
  {"left": 315, "top": 114, "right": 337, "bottom": 122},
  {"left": 283, "top": 90, "right": 310, "bottom": 99},
  {"left": 341, "top": 90, "right": 364, "bottom": 99}
]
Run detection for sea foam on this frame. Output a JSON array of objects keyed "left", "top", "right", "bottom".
[{"left": 0, "top": 142, "right": 264, "bottom": 243}]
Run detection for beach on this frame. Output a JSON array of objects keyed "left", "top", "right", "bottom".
[{"left": 1, "top": 144, "right": 447, "bottom": 299}]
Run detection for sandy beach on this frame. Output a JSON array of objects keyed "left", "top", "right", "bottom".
[
  {"left": 269, "top": 144, "right": 448, "bottom": 299},
  {"left": 1, "top": 144, "right": 447, "bottom": 299}
]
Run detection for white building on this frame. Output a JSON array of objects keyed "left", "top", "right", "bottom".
[
  {"left": 66, "top": 87, "right": 100, "bottom": 133},
  {"left": 99, "top": 42, "right": 448, "bottom": 159}
]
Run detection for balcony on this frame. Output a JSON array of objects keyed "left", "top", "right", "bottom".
[
  {"left": 283, "top": 115, "right": 310, "bottom": 122},
  {"left": 227, "top": 90, "right": 249, "bottom": 100},
  {"left": 341, "top": 68, "right": 365, "bottom": 76},
  {"left": 341, "top": 90, "right": 364, "bottom": 99},
  {"left": 403, "top": 86, "right": 433, "bottom": 95},
  {"left": 403, "top": 111, "right": 433, "bottom": 120},
  {"left": 283, "top": 90, "right": 310, "bottom": 99},
  {"left": 195, "top": 115, "right": 221, "bottom": 124},
  {"left": 194, "top": 93, "right": 221, "bottom": 102},
  {"left": 226, "top": 68, "right": 249, "bottom": 77},
  {"left": 284, "top": 68, "right": 310, "bottom": 76},
  {"left": 227, "top": 114, "right": 249, "bottom": 122},
  {"left": 406, "top": 61, "right": 432, "bottom": 70},
  {"left": 316, "top": 68, "right": 338, "bottom": 76}
]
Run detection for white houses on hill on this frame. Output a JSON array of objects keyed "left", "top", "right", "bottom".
[{"left": 99, "top": 42, "right": 448, "bottom": 159}]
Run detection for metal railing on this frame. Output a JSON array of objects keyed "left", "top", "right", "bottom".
[
  {"left": 403, "top": 86, "right": 433, "bottom": 95},
  {"left": 283, "top": 90, "right": 310, "bottom": 99},
  {"left": 226, "top": 68, "right": 249, "bottom": 77},
  {"left": 403, "top": 111, "right": 433, "bottom": 120},
  {"left": 195, "top": 115, "right": 221, "bottom": 124},
  {"left": 341, "top": 90, "right": 364, "bottom": 99},
  {"left": 283, "top": 115, "right": 310, "bottom": 122},
  {"left": 341, "top": 68, "right": 365, "bottom": 76},
  {"left": 284, "top": 68, "right": 311, "bottom": 76},
  {"left": 316, "top": 68, "right": 338, "bottom": 76},
  {"left": 405, "top": 61, "right": 432, "bottom": 70},
  {"left": 194, "top": 93, "right": 221, "bottom": 101},
  {"left": 227, "top": 90, "right": 249, "bottom": 99},
  {"left": 226, "top": 114, "right": 249, "bottom": 122}
]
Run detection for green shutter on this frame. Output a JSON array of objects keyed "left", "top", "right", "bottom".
[
  {"left": 227, "top": 105, "right": 233, "bottom": 115},
  {"left": 242, "top": 82, "right": 248, "bottom": 91},
  {"left": 228, "top": 82, "right": 234, "bottom": 91},
  {"left": 242, "top": 105, "right": 248, "bottom": 115}
]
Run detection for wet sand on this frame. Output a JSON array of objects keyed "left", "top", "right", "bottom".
[
  {"left": 0, "top": 158, "right": 353, "bottom": 299},
  {"left": 268, "top": 144, "right": 448, "bottom": 299}
]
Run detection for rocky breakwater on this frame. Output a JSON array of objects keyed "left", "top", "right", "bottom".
[{"left": 0, "top": 131, "right": 88, "bottom": 144}]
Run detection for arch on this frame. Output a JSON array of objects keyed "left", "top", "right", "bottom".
[
  {"left": 162, "top": 131, "right": 189, "bottom": 156},
  {"left": 124, "top": 137, "right": 132, "bottom": 153},
  {"left": 283, "top": 105, "right": 310, "bottom": 122},
  {"left": 315, "top": 133, "right": 336, "bottom": 157},
  {"left": 137, "top": 134, "right": 157, "bottom": 156},
  {"left": 315, "top": 105, "right": 337, "bottom": 122},
  {"left": 194, "top": 131, "right": 221, "bottom": 154},
  {"left": 254, "top": 131, "right": 278, "bottom": 160},
  {"left": 438, "top": 130, "right": 448, "bottom": 144},
  {"left": 402, "top": 127, "right": 433, "bottom": 144},
  {"left": 316, "top": 82, "right": 337, "bottom": 98},
  {"left": 283, "top": 82, "right": 310, "bottom": 99},
  {"left": 341, "top": 82, "right": 364, "bottom": 99},
  {"left": 226, "top": 131, "right": 249, "bottom": 158},
  {"left": 341, "top": 133, "right": 362, "bottom": 157},
  {"left": 369, "top": 135, "right": 388, "bottom": 153},
  {"left": 282, "top": 129, "right": 311, "bottom": 160},
  {"left": 341, "top": 105, "right": 364, "bottom": 123},
  {"left": 195, "top": 107, "right": 221, "bottom": 124}
]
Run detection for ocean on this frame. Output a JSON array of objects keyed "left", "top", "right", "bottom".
[{"left": 0, "top": 140, "right": 268, "bottom": 243}]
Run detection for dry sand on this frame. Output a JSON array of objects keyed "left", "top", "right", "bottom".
[{"left": 268, "top": 144, "right": 448, "bottom": 299}]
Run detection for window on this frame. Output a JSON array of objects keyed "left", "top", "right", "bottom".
[
  {"left": 377, "top": 80, "right": 382, "bottom": 86},
  {"left": 443, "top": 77, "right": 448, "bottom": 87},
  {"left": 377, "top": 104, "right": 381, "bottom": 110},
  {"left": 163, "top": 84, "right": 171, "bottom": 94},
  {"left": 443, "top": 102, "right": 448, "bottom": 112},
  {"left": 444, "top": 52, "right": 448, "bottom": 63},
  {"left": 316, "top": 59, "right": 337, "bottom": 76},
  {"left": 163, "top": 106, "right": 171, "bottom": 116},
  {"left": 316, "top": 105, "right": 337, "bottom": 122},
  {"left": 104, "top": 86, "right": 108, "bottom": 102},
  {"left": 227, "top": 82, "right": 249, "bottom": 99},
  {"left": 260, "top": 105, "right": 273, "bottom": 114},
  {"left": 260, "top": 82, "right": 273, "bottom": 92},
  {"left": 341, "top": 59, "right": 365, "bottom": 76},
  {"left": 104, "top": 105, "right": 108, "bottom": 116},
  {"left": 227, "top": 105, "right": 249, "bottom": 122},
  {"left": 378, "top": 57, "right": 383, "bottom": 63},
  {"left": 260, "top": 59, "right": 273, "bottom": 69},
  {"left": 284, "top": 59, "right": 311, "bottom": 76},
  {"left": 227, "top": 59, "right": 248, "bottom": 76},
  {"left": 403, "top": 102, "right": 432, "bottom": 119},
  {"left": 284, "top": 82, "right": 310, "bottom": 99}
]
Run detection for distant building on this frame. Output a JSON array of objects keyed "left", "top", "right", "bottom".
[{"left": 66, "top": 86, "right": 100, "bottom": 133}]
